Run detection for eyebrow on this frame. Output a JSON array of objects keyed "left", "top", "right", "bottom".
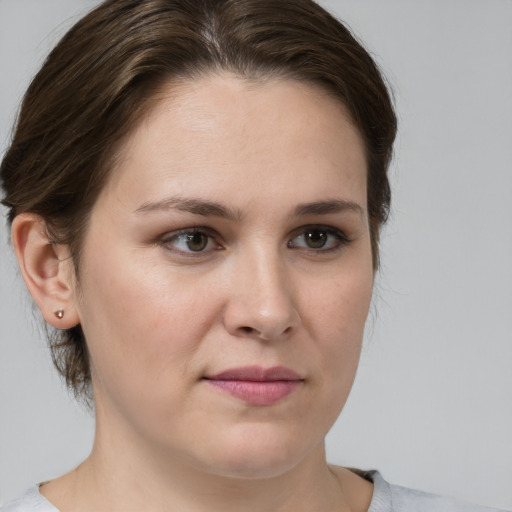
[
  {"left": 292, "top": 199, "right": 364, "bottom": 218},
  {"left": 134, "top": 196, "right": 242, "bottom": 222},
  {"left": 134, "top": 196, "right": 364, "bottom": 221}
]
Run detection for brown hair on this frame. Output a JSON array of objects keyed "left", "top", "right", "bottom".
[{"left": 1, "top": 0, "right": 397, "bottom": 400}]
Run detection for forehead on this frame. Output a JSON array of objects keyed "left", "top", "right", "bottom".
[{"left": 101, "top": 73, "right": 368, "bottom": 211}]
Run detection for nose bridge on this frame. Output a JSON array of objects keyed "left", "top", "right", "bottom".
[
  {"left": 224, "top": 241, "right": 299, "bottom": 339},
  {"left": 249, "top": 245, "right": 289, "bottom": 311}
]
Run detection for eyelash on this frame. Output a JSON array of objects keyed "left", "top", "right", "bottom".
[
  {"left": 158, "top": 225, "right": 350, "bottom": 257},
  {"left": 158, "top": 227, "right": 222, "bottom": 257},
  {"left": 288, "top": 225, "right": 350, "bottom": 253}
]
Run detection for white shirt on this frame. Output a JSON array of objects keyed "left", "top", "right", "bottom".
[{"left": 0, "top": 470, "right": 508, "bottom": 511}]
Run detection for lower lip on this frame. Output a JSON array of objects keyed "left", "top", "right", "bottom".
[{"left": 206, "top": 379, "right": 302, "bottom": 405}]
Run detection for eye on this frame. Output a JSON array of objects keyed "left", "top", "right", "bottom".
[
  {"left": 160, "top": 228, "right": 220, "bottom": 254},
  {"left": 288, "top": 226, "right": 349, "bottom": 251}
]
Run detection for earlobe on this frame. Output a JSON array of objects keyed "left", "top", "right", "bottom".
[{"left": 11, "top": 213, "right": 80, "bottom": 329}]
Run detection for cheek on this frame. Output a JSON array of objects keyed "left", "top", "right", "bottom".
[
  {"left": 302, "top": 265, "right": 373, "bottom": 395},
  {"left": 304, "top": 266, "right": 373, "bottom": 344},
  {"left": 75, "top": 247, "right": 220, "bottom": 399}
]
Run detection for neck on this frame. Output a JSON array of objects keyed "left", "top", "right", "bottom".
[
  {"left": 80, "top": 438, "right": 347, "bottom": 512},
  {"left": 40, "top": 401, "right": 371, "bottom": 512}
]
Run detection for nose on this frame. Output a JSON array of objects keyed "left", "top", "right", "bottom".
[{"left": 222, "top": 250, "right": 301, "bottom": 341}]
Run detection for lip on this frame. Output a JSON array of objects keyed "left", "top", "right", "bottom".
[{"left": 204, "top": 366, "right": 303, "bottom": 405}]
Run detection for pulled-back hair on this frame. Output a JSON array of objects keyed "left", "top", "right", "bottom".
[{"left": 1, "top": 0, "right": 397, "bottom": 400}]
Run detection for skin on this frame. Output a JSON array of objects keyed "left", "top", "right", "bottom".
[{"left": 14, "top": 74, "right": 374, "bottom": 511}]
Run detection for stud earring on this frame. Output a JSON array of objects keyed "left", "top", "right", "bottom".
[{"left": 55, "top": 309, "right": 64, "bottom": 319}]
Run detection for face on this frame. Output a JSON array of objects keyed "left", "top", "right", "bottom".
[{"left": 73, "top": 74, "right": 373, "bottom": 478}]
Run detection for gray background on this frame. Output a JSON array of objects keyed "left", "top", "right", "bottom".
[{"left": 1, "top": 0, "right": 511, "bottom": 509}]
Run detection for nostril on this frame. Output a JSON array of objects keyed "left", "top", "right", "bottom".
[{"left": 241, "top": 326, "right": 253, "bottom": 333}]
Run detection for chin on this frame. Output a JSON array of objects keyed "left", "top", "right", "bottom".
[
  {"left": 196, "top": 423, "right": 317, "bottom": 480},
  {"left": 207, "top": 453, "right": 302, "bottom": 481}
]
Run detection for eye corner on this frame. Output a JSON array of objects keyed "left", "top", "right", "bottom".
[
  {"left": 288, "top": 225, "right": 351, "bottom": 253},
  {"left": 158, "top": 226, "right": 224, "bottom": 257}
]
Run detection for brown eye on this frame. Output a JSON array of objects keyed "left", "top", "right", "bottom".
[
  {"left": 304, "top": 229, "right": 327, "bottom": 249},
  {"left": 288, "top": 226, "right": 349, "bottom": 252},
  {"left": 186, "top": 232, "right": 209, "bottom": 251},
  {"left": 162, "top": 229, "right": 218, "bottom": 254}
]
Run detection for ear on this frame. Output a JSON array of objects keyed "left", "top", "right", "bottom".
[{"left": 11, "top": 213, "right": 80, "bottom": 329}]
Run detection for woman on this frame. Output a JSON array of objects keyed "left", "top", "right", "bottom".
[{"left": 0, "top": 1, "right": 509, "bottom": 511}]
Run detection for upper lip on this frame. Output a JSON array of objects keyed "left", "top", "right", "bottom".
[{"left": 206, "top": 366, "right": 303, "bottom": 381}]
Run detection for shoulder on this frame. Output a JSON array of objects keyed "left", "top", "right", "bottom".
[
  {"left": 0, "top": 487, "right": 59, "bottom": 512},
  {"left": 365, "top": 470, "right": 509, "bottom": 512}
]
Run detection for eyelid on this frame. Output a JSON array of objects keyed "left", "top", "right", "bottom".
[
  {"left": 158, "top": 226, "right": 223, "bottom": 256},
  {"left": 288, "top": 225, "right": 351, "bottom": 251},
  {"left": 155, "top": 224, "right": 350, "bottom": 257}
]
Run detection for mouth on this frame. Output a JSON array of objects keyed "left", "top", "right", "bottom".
[{"left": 203, "top": 366, "right": 304, "bottom": 406}]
